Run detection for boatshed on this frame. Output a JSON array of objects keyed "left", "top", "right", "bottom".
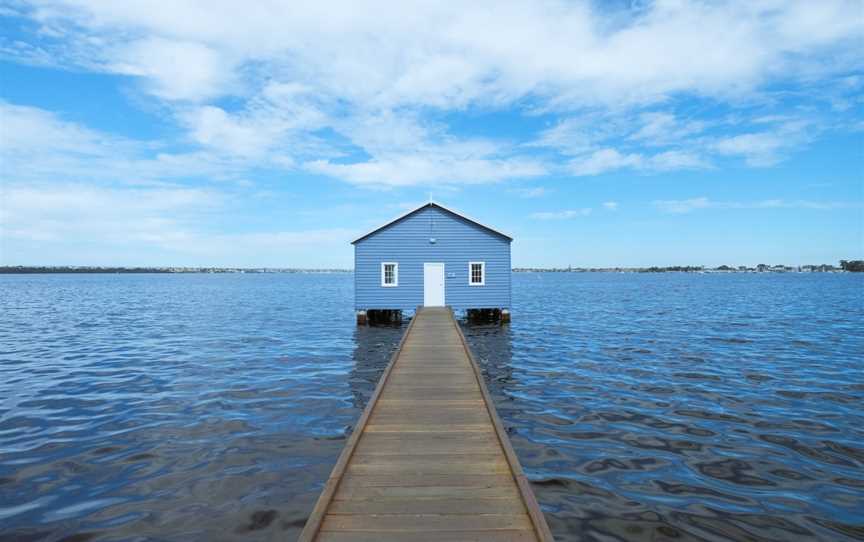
[{"left": 352, "top": 202, "right": 512, "bottom": 324}]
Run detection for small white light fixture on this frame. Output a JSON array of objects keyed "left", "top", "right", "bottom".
[{"left": 429, "top": 237, "right": 437, "bottom": 244}]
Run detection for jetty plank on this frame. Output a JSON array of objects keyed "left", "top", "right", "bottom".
[
  {"left": 298, "top": 307, "right": 552, "bottom": 542},
  {"left": 316, "top": 530, "right": 539, "bottom": 542}
]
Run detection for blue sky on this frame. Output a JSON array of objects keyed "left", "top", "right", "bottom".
[{"left": 0, "top": 0, "right": 862, "bottom": 268}]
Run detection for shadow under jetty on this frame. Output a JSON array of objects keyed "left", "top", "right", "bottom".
[
  {"left": 361, "top": 309, "right": 404, "bottom": 326},
  {"left": 463, "top": 308, "right": 511, "bottom": 324},
  {"left": 348, "top": 320, "right": 407, "bottom": 412},
  {"left": 458, "top": 317, "right": 515, "bottom": 392}
]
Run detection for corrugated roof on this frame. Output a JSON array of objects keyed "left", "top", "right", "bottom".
[{"left": 351, "top": 201, "right": 513, "bottom": 244}]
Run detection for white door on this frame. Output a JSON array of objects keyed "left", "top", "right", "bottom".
[{"left": 423, "top": 263, "right": 445, "bottom": 306}]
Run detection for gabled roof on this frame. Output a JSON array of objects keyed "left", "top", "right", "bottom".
[{"left": 351, "top": 201, "right": 513, "bottom": 244}]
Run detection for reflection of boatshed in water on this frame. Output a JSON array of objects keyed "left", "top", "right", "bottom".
[{"left": 352, "top": 202, "right": 512, "bottom": 324}]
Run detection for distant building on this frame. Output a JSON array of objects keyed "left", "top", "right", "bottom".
[{"left": 352, "top": 202, "right": 512, "bottom": 323}]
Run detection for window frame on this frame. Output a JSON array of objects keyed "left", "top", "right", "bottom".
[
  {"left": 381, "top": 262, "right": 399, "bottom": 287},
  {"left": 468, "top": 261, "right": 486, "bottom": 286}
]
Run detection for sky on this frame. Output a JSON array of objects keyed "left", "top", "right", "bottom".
[{"left": 0, "top": 0, "right": 862, "bottom": 269}]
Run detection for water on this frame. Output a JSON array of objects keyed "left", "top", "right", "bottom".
[
  {"left": 469, "top": 273, "right": 864, "bottom": 541},
  {"left": 0, "top": 273, "right": 862, "bottom": 541}
]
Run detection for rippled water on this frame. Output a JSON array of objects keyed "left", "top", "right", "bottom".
[
  {"left": 467, "top": 273, "right": 864, "bottom": 541},
  {"left": 1, "top": 273, "right": 862, "bottom": 541}
]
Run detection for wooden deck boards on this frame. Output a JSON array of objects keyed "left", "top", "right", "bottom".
[{"left": 299, "top": 307, "right": 552, "bottom": 542}]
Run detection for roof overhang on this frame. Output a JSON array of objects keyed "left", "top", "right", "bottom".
[{"left": 351, "top": 201, "right": 513, "bottom": 244}]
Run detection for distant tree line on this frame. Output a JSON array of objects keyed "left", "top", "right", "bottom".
[
  {"left": 4, "top": 262, "right": 862, "bottom": 274},
  {"left": 0, "top": 266, "right": 352, "bottom": 274},
  {"left": 840, "top": 260, "right": 864, "bottom": 272},
  {"left": 641, "top": 266, "right": 704, "bottom": 273},
  {"left": 0, "top": 266, "right": 172, "bottom": 274},
  {"left": 514, "top": 261, "right": 860, "bottom": 273}
]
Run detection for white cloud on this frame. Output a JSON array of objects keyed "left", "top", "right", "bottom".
[
  {"left": 179, "top": 83, "right": 332, "bottom": 158},
  {"left": 108, "top": 38, "right": 237, "bottom": 102},
  {"left": 542, "top": 119, "right": 710, "bottom": 176},
  {"left": 533, "top": 115, "right": 615, "bottom": 156},
  {"left": 745, "top": 199, "right": 860, "bottom": 210},
  {"left": 0, "top": 101, "right": 289, "bottom": 184},
  {"left": 0, "top": 100, "right": 131, "bottom": 157},
  {"left": 629, "top": 112, "right": 706, "bottom": 145},
  {"left": 0, "top": 183, "right": 355, "bottom": 266},
  {"left": 713, "top": 133, "right": 786, "bottom": 165},
  {"left": 653, "top": 197, "right": 713, "bottom": 214},
  {"left": 530, "top": 208, "right": 592, "bottom": 220},
  {"left": 653, "top": 197, "right": 859, "bottom": 214},
  {"left": 511, "top": 187, "right": 549, "bottom": 198},
  {"left": 0, "top": 183, "right": 221, "bottom": 244},
  {"left": 569, "top": 148, "right": 643, "bottom": 176},
  {"left": 18, "top": 1, "right": 862, "bottom": 109},
  {"left": 2, "top": 0, "right": 859, "bottom": 185},
  {"left": 602, "top": 201, "right": 619, "bottom": 211},
  {"left": 182, "top": 106, "right": 268, "bottom": 156},
  {"left": 306, "top": 153, "right": 546, "bottom": 188},
  {"left": 648, "top": 150, "right": 709, "bottom": 171},
  {"left": 299, "top": 110, "right": 547, "bottom": 187},
  {"left": 711, "top": 120, "right": 812, "bottom": 166}
]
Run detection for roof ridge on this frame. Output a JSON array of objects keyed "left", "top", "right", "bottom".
[{"left": 351, "top": 201, "right": 513, "bottom": 244}]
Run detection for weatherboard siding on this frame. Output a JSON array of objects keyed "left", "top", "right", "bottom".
[{"left": 355, "top": 206, "right": 511, "bottom": 311}]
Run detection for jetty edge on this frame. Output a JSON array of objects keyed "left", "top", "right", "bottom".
[{"left": 298, "top": 306, "right": 552, "bottom": 541}]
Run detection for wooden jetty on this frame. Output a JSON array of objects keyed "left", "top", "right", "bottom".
[{"left": 299, "top": 307, "right": 552, "bottom": 541}]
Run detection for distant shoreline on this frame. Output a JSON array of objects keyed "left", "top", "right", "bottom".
[
  {"left": 0, "top": 266, "right": 352, "bottom": 274},
  {"left": 2, "top": 263, "right": 861, "bottom": 274},
  {"left": 515, "top": 264, "right": 858, "bottom": 273}
]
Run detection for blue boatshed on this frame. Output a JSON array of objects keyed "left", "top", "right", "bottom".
[{"left": 352, "top": 202, "right": 512, "bottom": 323}]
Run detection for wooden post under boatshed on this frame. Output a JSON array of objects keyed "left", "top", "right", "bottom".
[{"left": 351, "top": 201, "right": 512, "bottom": 324}]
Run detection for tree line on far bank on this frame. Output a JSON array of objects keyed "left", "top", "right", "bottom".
[
  {"left": 2, "top": 261, "right": 863, "bottom": 274},
  {"left": 840, "top": 260, "right": 864, "bottom": 272}
]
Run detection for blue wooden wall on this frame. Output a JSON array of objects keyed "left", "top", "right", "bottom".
[{"left": 354, "top": 205, "right": 511, "bottom": 311}]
